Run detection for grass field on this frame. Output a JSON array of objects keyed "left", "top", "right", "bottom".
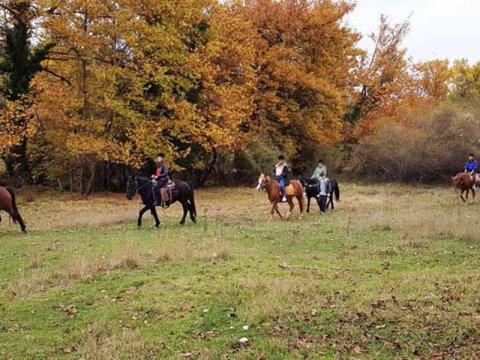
[{"left": 1, "top": 183, "right": 479, "bottom": 359}]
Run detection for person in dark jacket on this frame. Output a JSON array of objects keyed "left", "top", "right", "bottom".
[
  {"left": 317, "top": 174, "right": 332, "bottom": 215},
  {"left": 464, "top": 153, "right": 478, "bottom": 190},
  {"left": 272, "top": 155, "right": 290, "bottom": 202},
  {"left": 152, "top": 153, "right": 169, "bottom": 206}
]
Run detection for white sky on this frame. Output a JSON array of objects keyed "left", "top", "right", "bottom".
[{"left": 347, "top": 0, "right": 480, "bottom": 63}]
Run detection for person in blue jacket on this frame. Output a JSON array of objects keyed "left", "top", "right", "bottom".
[{"left": 464, "top": 153, "right": 478, "bottom": 190}]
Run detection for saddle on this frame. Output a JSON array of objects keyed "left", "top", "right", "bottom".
[
  {"left": 281, "top": 184, "right": 295, "bottom": 197},
  {"left": 160, "top": 180, "right": 175, "bottom": 205}
]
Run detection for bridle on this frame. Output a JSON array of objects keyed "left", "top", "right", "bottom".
[
  {"left": 257, "top": 175, "right": 271, "bottom": 190},
  {"left": 129, "top": 177, "right": 152, "bottom": 195}
]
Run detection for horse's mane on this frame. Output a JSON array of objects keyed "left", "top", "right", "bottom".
[{"left": 135, "top": 176, "right": 150, "bottom": 182}]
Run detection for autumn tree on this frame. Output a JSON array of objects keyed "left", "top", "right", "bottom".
[
  {"left": 33, "top": 0, "right": 257, "bottom": 190},
  {"left": 0, "top": 0, "right": 52, "bottom": 183},
  {"left": 346, "top": 15, "right": 415, "bottom": 140},
  {"left": 414, "top": 59, "right": 451, "bottom": 100},
  {"left": 450, "top": 59, "right": 480, "bottom": 99},
  {"left": 243, "top": 0, "right": 360, "bottom": 168}
]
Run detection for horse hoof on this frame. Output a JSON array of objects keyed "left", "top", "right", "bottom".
[
  {"left": 179, "top": 221, "right": 185, "bottom": 225},
  {"left": 191, "top": 218, "right": 197, "bottom": 224}
]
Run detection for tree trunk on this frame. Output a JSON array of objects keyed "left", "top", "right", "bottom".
[
  {"left": 4, "top": 138, "right": 31, "bottom": 185},
  {"left": 84, "top": 162, "right": 96, "bottom": 195}
]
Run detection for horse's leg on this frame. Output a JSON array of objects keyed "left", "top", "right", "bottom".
[
  {"left": 8, "top": 208, "right": 26, "bottom": 233},
  {"left": 285, "top": 198, "right": 294, "bottom": 219},
  {"left": 188, "top": 201, "right": 197, "bottom": 223},
  {"left": 137, "top": 206, "right": 149, "bottom": 228},
  {"left": 460, "top": 189, "right": 466, "bottom": 202},
  {"left": 326, "top": 197, "right": 332, "bottom": 210},
  {"left": 274, "top": 204, "right": 283, "bottom": 219},
  {"left": 270, "top": 202, "right": 279, "bottom": 220},
  {"left": 150, "top": 206, "right": 160, "bottom": 228},
  {"left": 306, "top": 196, "right": 311, "bottom": 213},
  {"left": 180, "top": 201, "right": 188, "bottom": 225},
  {"left": 187, "top": 188, "right": 197, "bottom": 223},
  {"left": 473, "top": 189, "right": 476, "bottom": 201}
]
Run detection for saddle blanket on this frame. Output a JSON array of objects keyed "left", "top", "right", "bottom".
[
  {"left": 284, "top": 184, "right": 295, "bottom": 196},
  {"left": 160, "top": 180, "right": 175, "bottom": 202}
]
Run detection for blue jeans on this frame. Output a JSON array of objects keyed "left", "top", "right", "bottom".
[{"left": 275, "top": 176, "right": 286, "bottom": 198}]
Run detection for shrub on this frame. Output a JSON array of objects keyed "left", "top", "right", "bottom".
[{"left": 350, "top": 101, "right": 480, "bottom": 182}]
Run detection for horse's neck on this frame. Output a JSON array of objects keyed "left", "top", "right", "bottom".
[
  {"left": 137, "top": 177, "right": 149, "bottom": 186},
  {"left": 137, "top": 177, "right": 152, "bottom": 197},
  {"left": 266, "top": 179, "right": 279, "bottom": 196}
]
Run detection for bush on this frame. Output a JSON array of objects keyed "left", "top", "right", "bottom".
[{"left": 350, "top": 101, "right": 480, "bottom": 182}]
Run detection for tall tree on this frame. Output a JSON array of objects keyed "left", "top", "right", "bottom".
[
  {"left": 0, "top": 0, "right": 52, "bottom": 183},
  {"left": 346, "top": 15, "right": 414, "bottom": 140},
  {"left": 244, "top": 0, "right": 360, "bottom": 164}
]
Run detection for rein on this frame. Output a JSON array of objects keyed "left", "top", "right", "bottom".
[{"left": 136, "top": 178, "right": 153, "bottom": 192}]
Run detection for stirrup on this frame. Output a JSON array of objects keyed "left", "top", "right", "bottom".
[{"left": 160, "top": 201, "right": 170, "bottom": 209}]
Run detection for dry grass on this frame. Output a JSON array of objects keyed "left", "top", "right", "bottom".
[
  {"left": 1, "top": 187, "right": 270, "bottom": 231},
  {"left": 332, "top": 183, "right": 480, "bottom": 240},
  {"left": 77, "top": 323, "right": 150, "bottom": 360}
]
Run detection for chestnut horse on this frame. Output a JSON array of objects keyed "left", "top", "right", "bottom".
[
  {"left": 256, "top": 173, "right": 304, "bottom": 220},
  {"left": 0, "top": 186, "right": 26, "bottom": 232},
  {"left": 452, "top": 172, "right": 479, "bottom": 202}
]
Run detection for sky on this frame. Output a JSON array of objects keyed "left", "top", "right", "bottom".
[{"left": 347, "top": 0, "right": 480, "bottom": 63}]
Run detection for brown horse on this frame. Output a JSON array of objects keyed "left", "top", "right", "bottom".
[
  {"left": 257, "top": 173, "right": 304, "bottom": 220},
  {"left": 0, "top": 186, "right": 26, "bottom": 232},
  {"left": 452, "top": 172, "right": 479, "bottom": 202}
]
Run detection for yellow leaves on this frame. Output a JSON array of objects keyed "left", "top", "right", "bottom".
[
  {"left": 450, "top": 59, "right": 480, "bottom": 98},
  {"left": 0, "top": 97, "right": 37, "bottom": 155},
  {"left": 12, "top": 0, "right": 358, "bottom": 179}
]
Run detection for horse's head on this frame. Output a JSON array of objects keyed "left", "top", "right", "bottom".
[
  {"left": 451, "top": 173, "right": 468, "bottom": 189},
  {"left": 125, "top": 175, "right": 137, "bottom": 200},
  {"left": 297, "top": 174, "right": 306, "bottom": 186},
  {"left": 256, "top": 173, "right": 270, "bottom": 191},
  {"left": 451, "top": 175, "right": 460, "bottom": 187}
]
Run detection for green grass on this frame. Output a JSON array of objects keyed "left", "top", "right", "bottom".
[{"left": 0, "top": 184, "right": 479, "bottom": 359}]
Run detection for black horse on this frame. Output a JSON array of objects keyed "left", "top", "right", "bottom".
[
  {"left": 299, "top": 176, "right": 340, "bottom": 213},
  {"left": 126, "top": 176, "right": 197, "bottom": 227}
]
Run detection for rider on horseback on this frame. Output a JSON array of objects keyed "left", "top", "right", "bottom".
[
  {"left": 464, "top": 153, "right": 478, "bottom": 190},
  {"left": 152, "top": 153, "right": 169, "bottom": 206},
  {"left": 273, "top": 155, "right": 290, "bottom": 202},
  {"left": 311, "top": 159, "right": 327, "bottom": 180}
]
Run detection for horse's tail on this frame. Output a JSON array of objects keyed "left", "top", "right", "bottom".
[
  {"left": 5, "top": 187, "right": 26, "bottom": 232},
  {"left": 293, "top": 180, "right": 305, "bottom": 214},
  {"left": 187, "top": 182, "right": 197, "bottom": 218},
  {"left": 6, "top": 188, "right": 18, "bottom": 224},
  {"left": 333, "top": 180, "right": 340, "bottom": 201},
  {"left": 298, "top": 190, "right": 305, "bottom": 214}
]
